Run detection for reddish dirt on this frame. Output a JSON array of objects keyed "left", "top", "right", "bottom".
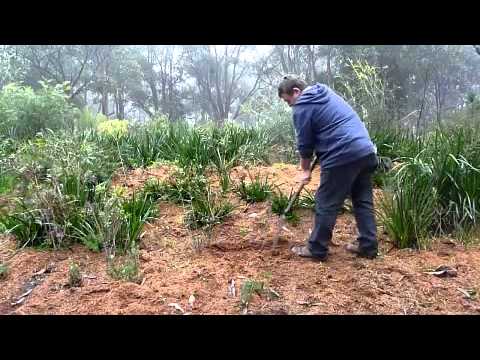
[
  {"left": 1, "top": 163, "right": 480, "bottom": 315},
  {"left": 111, "top": 165, "right": 177, "bottom": 194}
]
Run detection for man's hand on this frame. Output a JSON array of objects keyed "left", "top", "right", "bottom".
[
  {"left": 298, "top": 170, "right": 312, "bottom": 185},
  {"left": 298, "top": 157, "right": 312, "bottom": 185}
]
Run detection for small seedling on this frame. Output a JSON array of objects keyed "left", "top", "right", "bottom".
[
  {"left": 259, "top": 271, "right": 280, "bottom": 300},
  {"left": 458, "top": 288, "right": 478, "bottom": 300},
  {"left": 219, "top": 172, "right": 231, "bottom": 194},
  {"left": 240, "top": 279, "right": 265, "bottom": 308},
  {"left": 161, "top": 236, "right": 176, "bottom": 249},
  {"left": 260, "top": 271, "right": 273, "bottom": 282},
  {"left": 239, "top": 227, "right": 249, "bottom": 237},
  {"left": 0, "top": 262, "right": 9, "bottom": 280},
  {"left": 239, "top": 276, "right": 280, "bottom": 311},
  {"left": 107, "top": 248, "right": 142, "bottom": 284},
  {"left": 68, "top": 261, "right": 82, "bottom": 287},
  {"left": 191, "top": 233, "right": 210, "bottom": 252}
]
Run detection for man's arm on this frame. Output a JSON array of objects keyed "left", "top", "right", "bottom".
[
  {"left": 293, "top": 108, "right": 315, "bottom": 184},
  {"left": 293, "top": 108, "right": 314, "bottom": 160},
  {"left": 300, "top": 157, "right": 311, "bottom": 172}
]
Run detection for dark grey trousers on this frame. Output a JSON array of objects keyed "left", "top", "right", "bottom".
[{"left": 308, "top": 153, "right": 379, "bottom": 258}]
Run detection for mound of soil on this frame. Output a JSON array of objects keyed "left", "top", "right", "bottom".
[{"left": 1, "top": 164, "right": 479, "bottom": 315}]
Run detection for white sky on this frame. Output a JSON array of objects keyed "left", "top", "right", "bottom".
[
  {"left": 241, "top": 45, "right": 273, "bottom": 61},
  {"left": 210, "top": 45, "right": 273, "bottom": 61}
]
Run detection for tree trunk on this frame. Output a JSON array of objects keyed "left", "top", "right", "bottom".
[
  {"left": 434, "top": 79, "right": 442, "bottom": 126},
  {"left": 277, "top": 46, "right": 289, "bottom": 74},
  {"left": 115, "top": 90, "right": 125, "bottom": 120},
  {"left": 119, "top": 98, "right": 125, "bottom": 120},
  {"left": 101, "top": 90, "right": 109, "bottom": 116},
  {"left": 149, "top": 80, "right": 159, "bottom": 113},
  {"left": 417, "top": 70, "right": 429, "bottom": 133},
  {"left": 114, "top": 92, "right": 119, "bottom": 118},
  {"left": 326, "top": 46, "right": 332, "bottom": 87}
]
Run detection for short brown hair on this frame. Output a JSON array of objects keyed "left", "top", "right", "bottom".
[{"left": 278, "top": 76, "right": 307, "bottom": 97}]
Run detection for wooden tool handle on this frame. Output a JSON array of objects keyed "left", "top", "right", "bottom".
[{"left": 283, "top": 156, "right": 318, "bottom": 215}]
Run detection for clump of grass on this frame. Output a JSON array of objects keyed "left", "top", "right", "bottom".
[
  {"left": 130, "top": 131, "right": 164, "bottom": 168},
  {"left": 235, "top": 174, "right": 272, "bottom": 203},
  {"left": 271, "top": 189, "right": 291, "bottom": 215},
  {"left": 185, "top": 186, "right": 235, "bottom": 230},
  {"left": 147, "top": 169, "right": 208, "bottom": 205},
  {"left": 212, "top": 148, "right": 235, "bottom": 193},
  {"left": 121, "top": 191, "right": 157, "bottom": 251},
  {"left": 271, "top": 188, "right": 299, "bottom": 224},
  {"left": 298, "top": 189, "right": 315, "bottom": 210},
  {"left": 77, "top": 226, "right": 102, "bottom": 252},
  {"left": 143, "top": 170, "right": 234, "bottom": 230},
  {"left": 454, "top": 225, "right": 480, "bottom": 247},
  {"left": 379, "top": 126, "right": 480, "bottom": 248},
  {"left": 73, "top": 188, "right": 156, "bottom": 256},
  {"left": 143, "top": 178, "right": 165, "bottom": 201},
  {"left": 68, "top": 261, "right": 82, "bottom": 287},
  {"left": 379, "top": 156, "right": 438, "bottom": 249},
  {"left": 73, "top": 195, "right": 123, "bottom": 257}
]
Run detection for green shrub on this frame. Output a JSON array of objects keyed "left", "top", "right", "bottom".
[
  {"left": 0, "top": 172, "right": 17, "bottom": 194},
  {"left": 97, "top": 119, "right": 129, "bottom": 139},
  {"left": 0, "top": 184, "right": 83, "bottom": 249},
  {"left": 0, "top": 81, "right": 78, "bottom": 139},
  {"left": 0, "top": 203, "right": 43, "bottom": 247},
  {"left": 13, "top": 131, "right": 117, "bottom": 187}
]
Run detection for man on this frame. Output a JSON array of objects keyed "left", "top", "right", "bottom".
[{"left": 278, "top": 76, "right": 378, "bottom": 261}]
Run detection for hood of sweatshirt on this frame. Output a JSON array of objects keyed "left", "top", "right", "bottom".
[{"left": 295, "top": 83, "right": 330, "bottom": 106}]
